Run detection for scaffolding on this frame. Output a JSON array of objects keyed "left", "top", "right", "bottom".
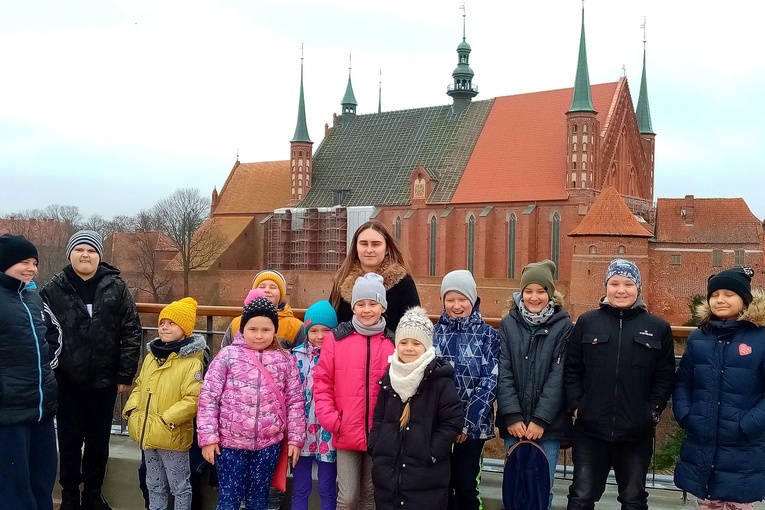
[{"left": 267, "top": 207, "right": 348, "bottom": 271}]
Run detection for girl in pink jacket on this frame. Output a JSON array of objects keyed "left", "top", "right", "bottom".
[
  {"left": 197, "top": 294, "right": 305, "bottom": 510},
  {"left": 314, "top": 273, "right": 396, "bottom": 510}
]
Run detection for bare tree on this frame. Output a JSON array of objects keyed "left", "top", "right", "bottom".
[
  {"left": 154, "top": 188, "right": 224, "bottom": 296},
  {"left": 128, "top": 230, "right": 175, "bottom": 302}
]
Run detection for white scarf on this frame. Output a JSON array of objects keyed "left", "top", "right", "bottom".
[{"left": 389, "top": 347, "right": 436, "bottom": 403}]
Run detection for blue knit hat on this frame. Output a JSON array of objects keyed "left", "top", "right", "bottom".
[
  {"left": 303, "top": 300, "right": 338, "bottom": 332},
  {"left": 605, "top": 259, "right": 641, "bottom": 291}
]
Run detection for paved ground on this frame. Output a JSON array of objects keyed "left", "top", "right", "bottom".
[{"left": 53, "top": 435, "right": 762, "bottom": 509}]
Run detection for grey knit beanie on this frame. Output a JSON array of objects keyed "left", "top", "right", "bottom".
[
  {"left": 440, "top": 270, "right": 477, "bottom": 305},
  {"left": 351, "top": 273, "right": 388, "bottom": 309}
]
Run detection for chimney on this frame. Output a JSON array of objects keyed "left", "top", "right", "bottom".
[{"left": 684, "top": 195, "right": 694, "bottom": 226}]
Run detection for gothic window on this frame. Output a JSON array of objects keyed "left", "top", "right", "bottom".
[
  {"left": 467, "top": 215, "right": 476, "bottom": 274},
  {"left": 573, "top": 142, "right": 577, "bottom": 152},
  {"left": 712, "top": 249, "right": 722, "bottom": 267},
  {"left": 394, "top": 216, "right": 402, "bottom": 241},
  {"left": 508, "top": 214, "right": 517, "bottom": 278},
  {"left": 589, "top": 245, "right": 597, "bottom": 254},
  {"left": 582, "top": 142, "right": 587, "bottom": 151},
  {"left": 618, "top": 245, "right": 626, "bottom": 255},
  {"left": 735, "top": 250, "right": 745, "bottom": 266},
  {"left": 573, "top": 124, "right": 578, "bottom": 133},
  {"left": 429, "top": 216, "right": 437, "bottom": 276},
  {"left": 583, "top": 123, "right": 588, "bottom": 133},
  {"left": 551, "top": 212, "right": 560, "bottom": 278}
]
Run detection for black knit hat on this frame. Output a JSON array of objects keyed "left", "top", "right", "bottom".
[
  {"left": 707, "top": 267, "right": 754, "bottom": 306},
  {"left": 0, "top": 234, "right": 39, "bottom": 273},
  {"left": 240, "top": 296, "right": 279, "bottom": 333}
]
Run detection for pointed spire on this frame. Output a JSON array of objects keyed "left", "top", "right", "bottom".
[
  {"left": 636, "top": 19, "right": 655, "bottom": 135},
  {"left": 341, "top": 53, "right": 357, "bottom": 117},
  {"left": 568, "top": 4, "right": 596, "bottom": 113},
  {"left": 447, "top": 3, "right": 478, "bottom": 113},
  {"left": 291, "top": 46, "right": 311, "bottom": 143}
]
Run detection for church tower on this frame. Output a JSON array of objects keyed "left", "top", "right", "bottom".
[
  {"left": 566, "top": 5, "right": 600, "bottom": 191},
  {"left": 290, "top": 52, "right": 313, "bottom": 205},
  {"left": 341, "top": 56, "right": 357, "bottom": 120},
  {"left": 636, "top": 25, "right": 656, "bottom": 200},
  {"left": 446, "top": 7, "right": 478, "bottom": 114}
]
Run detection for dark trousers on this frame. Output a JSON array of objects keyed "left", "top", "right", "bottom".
[
  {"left": 57, "top": 382, "right": 118, "bottom": 494},
  {"left": 0, "top": 418, "right": 57, "bottom": 510},
  {"left": 567, "top": 430, "right": 653, "bottom": 510},
  {"left": 217, "top": 444, "right": 281, "bottom": 510},
  {"left": 448, "top": 438, "right": 486, "bottom": 510}
]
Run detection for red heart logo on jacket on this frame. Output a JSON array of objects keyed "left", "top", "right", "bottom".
[{"left": 739, "top": 344, "right": 752, "bottom": 356}]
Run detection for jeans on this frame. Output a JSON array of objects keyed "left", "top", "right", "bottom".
[
  {"left": 448, "top": 438, "right": 486, "bottom": 510},
  {"left": 566, "top": 431, "right": 652, "bottom": 510},
  {"left": 291, "top": 456, "right": 337, "bottom": 510},
  {"left": 504, "top": 436, "right": 560, "bottom": 510}
]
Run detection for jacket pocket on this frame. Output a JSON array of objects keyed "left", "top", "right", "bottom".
[
  {"left": 582, "top": 334, "right": 609, "bottom": 365},
  {"left": 632, "top": 336, "right": 661, "bottom": 370}
]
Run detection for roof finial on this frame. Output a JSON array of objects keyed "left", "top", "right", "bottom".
[
  {"left": 349, "top": 52, "right": 352, "bottom": 72},
  {"left": 300, "top": 41, "right": 304, "bottom": 63},
  {"left": 236, "top": 148, "right": 239, "bottom": 162},
  {"left": 378, "top": 68, "right": 382, "bottom": 114},
  {"left": 641, "top": 16, "right": 647, "bottom": 46},
  {"left": 622, "top": 64, "right": 627, "bottom": 77},
  {"left": 459, "top": 3, "right": 466, "bottom": 40}
]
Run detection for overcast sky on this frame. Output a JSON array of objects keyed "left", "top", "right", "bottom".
[{"left": 1, "top": 0, "right": 763, "bottom": 220}]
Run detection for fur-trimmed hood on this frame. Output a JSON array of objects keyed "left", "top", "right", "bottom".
[
  {"left": 508, "top": 290, "right": 566, "bottom": 312},
  {"left": 694, "top": 289, "right": 765, "bottom": 327},
  {"left": 339, "top": 261, "right": 409, "bottom": 302}
]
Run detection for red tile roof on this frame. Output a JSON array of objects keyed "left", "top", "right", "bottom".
[
  {"left": 451, "top": 82, "right": 619, "bottom": 203},
  {"left": 569, "top": 187, "right": 653, "bottom": 237},
  {"left": 214, "top": 161, "right": 291, "bottom": 215},
  {"left": 656, "top": 197, "right": 762, "bottom": 244}
]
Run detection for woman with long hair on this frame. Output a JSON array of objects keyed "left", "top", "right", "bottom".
[{"left": 330, "top": 220, "right": 420, "bottom": 331}]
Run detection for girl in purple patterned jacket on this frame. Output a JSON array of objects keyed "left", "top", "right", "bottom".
[{"left": 197, "top": 294, "right": 305, "bottom": 510}]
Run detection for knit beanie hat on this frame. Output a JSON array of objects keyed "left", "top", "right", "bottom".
[
  {"left": 440, "top": 270, "right": 477, "bottom": 306},
  {"left": 352, "top": 273, "right": 388, "bottom": 309},
  {"left": 251, "top": 270, "right": 287, "bottom": 303},
  {"left": 707, "top": 267, "right": 754, "bottom": 306},
  {"left": 158, "top": 297, "right": 198, "bottom": 337},
  {"left": 395, "top": 306, "right": 434, "bottom": 350},
  {"left": 0, "top": 234, "right": 38, "bottom": 273},
  {"left": 605, "top": 259, "right": 642, "bottom": 291},
  {"left": 244, "top": 289, "right": 266, "bottom": 306},
  {"left": 303, "top": 300, "right": 338, "bottom": 332},
  {"left": 241, "top": 296, "right": 279, "bottom": 333},
  {"left": 66, "top": 230, "right": 104, "bottom": 260},
  {"left": 520, "top": 260, "right": 557, "bottom": 299}
]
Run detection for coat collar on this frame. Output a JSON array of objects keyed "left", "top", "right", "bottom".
[{"left": 339, "top": 261, "right": 408, "bottom": 302}]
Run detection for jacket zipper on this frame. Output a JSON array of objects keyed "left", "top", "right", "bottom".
[
  {"left": 610, "top": 311, "right": 624, "bottom": 441},
  {"left": 254, "top": 351, "right": 262, "bottom": 448},
  {"left": 18, "top": 286, "right": 45, "bottom": 421},
  {"left": 365, "top": 336, "right": 371, "bottom": 442},
  {"left": 139, "top": 393, "right": 152, "bottom": 448}
]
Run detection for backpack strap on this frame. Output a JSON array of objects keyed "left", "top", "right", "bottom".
[{"left": 244, "top": 349, "right": 286, "bottom": 423}]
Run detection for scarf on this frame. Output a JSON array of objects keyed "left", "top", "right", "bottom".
[
  {"left": 519, "top": 300, "right": 555, "bottom": 327},
  {"left": 389, "top": 347, "right": 436, "bottom": 403},
  {"left": 150, "top": 337, "right": 193, "bottom": 365},
  {"left": 352, "top": 315, "right": 387, "bottom": 337}
]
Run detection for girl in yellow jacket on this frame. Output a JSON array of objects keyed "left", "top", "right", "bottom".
[{"left": 123, "top": 297, "right": 207, "bottom": 510}]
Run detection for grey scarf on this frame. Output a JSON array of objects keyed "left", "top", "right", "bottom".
[
  {"left": 352, "top": 315, "right": 387, "bottom": 336},
  {"left": 519, "top": 300, "right": 555, "bottom": 327}
]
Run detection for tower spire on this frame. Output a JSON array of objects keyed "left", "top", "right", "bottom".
[
  {"left": 291, "top": 44, "right": 311, "bottom": 143},
  {"left": 341, "top": 52, "right": 357, "bottom": 118},
  {"left": 447, "top": 3, "right": 478, "bottom": 114},
  {"left": 636, "top": 17, "right": 655, "bottom": 135},
  {"left": 568, "top": 3, "right": 596, "bottom": 113},
  {"left": 378, "top": 68, "right": 382, "bottom": 114}
]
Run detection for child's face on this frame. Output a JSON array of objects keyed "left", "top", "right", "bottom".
[
  {"left": 307, "top": 325, "right": 331, "bottom": 348},
  {"left": 353, "top": 299, "right": 385, "bottom": 326},
  {"left": 605, "top": 275, "right": 639, "bottom": 309},
  {"left": 709, "top": 289, "right": 745, "bottom": 320},
  {"left": 243, "top": 316, "right": 277, "bottom": 350},
  {"left": 70, "top": 244, "right": 100, "bottom": 278},
  {"left": 158, "top": 319, "right": 185, "bottom": 343},
  {"left": 443, "top": 291, "right": 472, "bottom": 318},
  {"left": 256, "top": 280, "right": 281, "bottom": 307},
  {"left": 4, "top": 258, "right": 38, "bottom": 284},
  {"left": 522, "top": 284, "right": 550, "bottom": 313},
  {"left": 397, "top": 338, "right": 426, "bottom": 363}
]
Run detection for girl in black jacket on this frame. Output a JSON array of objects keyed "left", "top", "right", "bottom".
[{"left": 369, "top": 307, "right": 463, "bottom": 510}]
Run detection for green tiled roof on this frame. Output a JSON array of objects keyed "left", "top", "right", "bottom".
[{"left": 297, "top": 99, "right": 494, "bottom": 207}]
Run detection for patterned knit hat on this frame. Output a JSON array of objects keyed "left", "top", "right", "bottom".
[
  {"left": 0, "top": 234, "right": 38, "bottom": 273},
  {"left": 352, "top": 273, "right": 388, "bottom": 309},
  {"left": 395, "top": 307, "right": 434, "bottom": 350},
  {"left": 707, "top": 267, "right": 754, "bottom": 306},
  {"left": 251, "top": 270, "right": 287, "bottom": 304},
  {"left": 158, "top": 297, "right": 198, "bottom": 337},
  {"left": 66, "top": 230, "right": 104, "bottom": 260},
  {"left": 244, "top": 289, "right": 266, "bottom": 306},
  {"left": 605, "top": 259, "right": 642, "bottom": 291},
  {"left": 303, "top": 300, "right": 338, "bottom": 332},
  {"left": 441, "top": 270, "right": 477, "bottom": 306},
  {"left": 241, "top": 296, "right": 279, "bottom": 332}
]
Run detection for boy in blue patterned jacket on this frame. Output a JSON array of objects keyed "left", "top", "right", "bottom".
[{"left": 434, "top": 270, "right": 499, "bottom": 510}]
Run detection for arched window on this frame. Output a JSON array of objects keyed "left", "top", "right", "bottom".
[
  {"left": 589, "top": 245, "right": 597, "bottom": 254},
  {"left": 467, "top": 215, "right": 476, "bottom": 273},
  {"left": 508, "top": 214, "right": 517, "bottom": 278},
  {"left": 394, "top": 216, "right": 402, "bottom": 241},
  {"left": 551, "top": 212, "right": 560, "bottom": 278},
  {"left": 618, "top": 245, "right": 626, "bottom": 255},
  {"left": 429, "top": 216, "right": 437, "bottom": 276}
]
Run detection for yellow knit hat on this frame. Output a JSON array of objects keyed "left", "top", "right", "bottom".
[
  {"left": 251, "top": 270, "right": 287, "bottom": 304},
  {"left": 158, "top": 297, "right": 198, "bottom": 337}
]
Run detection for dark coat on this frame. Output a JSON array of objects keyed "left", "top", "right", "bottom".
[
  {"left": 41, "top": 263, "right": 142, "bottom": 388},
  {"left": 0, "top": 273, "right": 60, "bottom": 426},
  {"left": 335, "top": 262, "right": 420, "bottom": 332},
  {"left": 497, "top": 292, "right": 573, "bottom": 443},
  {"left": 673, "top": 291, "right": 765, "bottom": 503},
  {"left": 368, "top": 358, "right": 464, "bottom": 510},
  {"left": 564, "top": 298, "right": 675, "bottom": 442}
]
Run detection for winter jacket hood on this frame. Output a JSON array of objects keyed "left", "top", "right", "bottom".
[
  {"left": 693, "top": 289, "right": 765, "bottom": 327},
  {"left": 123, "top": 334, "right": 207, "bottom": 451}
]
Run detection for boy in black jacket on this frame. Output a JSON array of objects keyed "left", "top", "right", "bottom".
[{"left": 564, "top": 259, "right": 675, "bottom": 510}]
